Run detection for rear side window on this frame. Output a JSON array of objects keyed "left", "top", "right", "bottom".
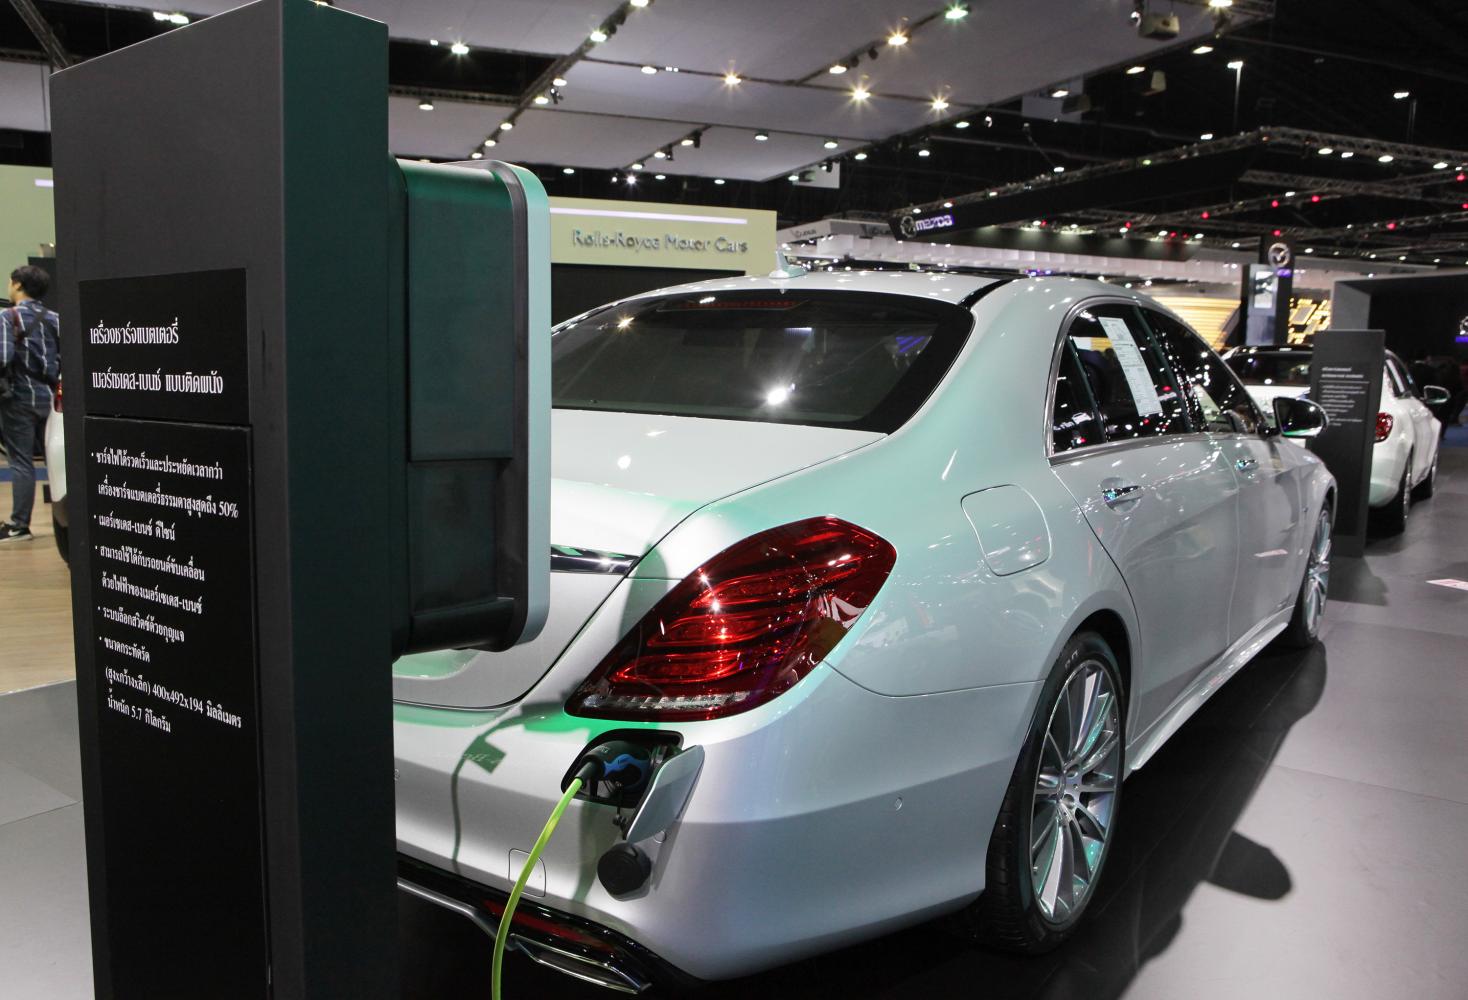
[
  {"left": 1143, "top": 310, "right": 1262, "bottom": 434},
  {"left": 551, "top": 291, "right": 973, "bottom": 433},
  {"left": 1062, "top": 304, "right": 1191, "bottom": 443},
  {"left": 1051, "top": 342, "right": 1101, "bottom": 452}
]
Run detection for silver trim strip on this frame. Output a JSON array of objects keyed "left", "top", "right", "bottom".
[{"left": 397, "top": 877, "right": 651, "bottom": 994}]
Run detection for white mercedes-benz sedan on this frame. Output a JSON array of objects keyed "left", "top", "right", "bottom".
[
  {"left": 392, "top": 271, "right": 1335, "bottom": 992},
  {"left": 1224, "top": 344, "right": 1444, "bottom": 535}
]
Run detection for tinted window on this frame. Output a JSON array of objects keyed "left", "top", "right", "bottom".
[
  {"left": 1145, "top": 310, "right": 1262, "bottom": 434},
  {"left": 1051, "top": 342, "right": 1101, "bottom": 452},
  {"left": 1064, "top": 304, "right": 1191, "bottom": 442},
  {"left": 1224, "top": 350, "right": 1313, "bottom": 386},
  {"left": 1385, "top": 355, "right": 1411, "bottom": 398},
  {"left": 551, "top": 291, "right": 972, "bottom": 433}
]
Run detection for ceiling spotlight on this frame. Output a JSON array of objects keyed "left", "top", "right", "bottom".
[
  {"left": 1050, "top": 88, "right": 1069, "bottom": 98},
  {"left": 917, "top": 147, "right": 931, "bottom": 158},
  {"left": 418, "top": 100, "right": 434, "bottom": 111},
  {"left": 887, "top": 30, "right": 908, "bottom": 46},
  {"left": 483, "top": 138, "right": 497, "bottom": 147},
  {"left": 533, "top": 94, "right": 550, "bottom": 105},
  {"left": 553, "top": 77, "right": 568, "bottom": 87},
  {"left": 723, "top": 72, "right": 742, "bottom": 86},
  {"left": 714, "top": 178, "right": 726, "bottom": 185},
  {"left": 788, "top": 174, "right": 800, "bottom": 182},
  {"left": 829, "top": 62, "right": 849, "bottom": 75},
  {"left": 1318, "top": 147, "right": 1334, "bottom": 155},
  {"left": 562, "top": 167, "right": 575, "bottom": 174},
  {"left": 450, "top": 41, "right": 469, "bottom": 55},
  {"left": 1433, "top": 161, "right": 1449, "bottom": 169},
  {"left": 631, "top": 162, "right": 644, "bottom": 170},
  {"left": 944, "top": 4, "right": 968, "bottom": 20},
  {"left": 854, "top": 151, "right": 868, "bottom": 160},
  {"left": 1126, "top": 65, "right": 1146, "bottom": 75},
  {"left": 641, "top": 65, "right": 658, "bottom": 75},
  {"left": 1208, "top": 0, "right": 1233, "bottom": 8},
  {"left": 654, "top": 173, "right": 666, "bottom": 180},
  {"left": 954, "top": 120, "right": 970, "bottom": 129},
  {"left": 823, "top": 138, "right": 839, "bottom": 149},
  {"left": 931, "top": 96, "right": 949, "bottom": 111},
  {"left": 625, "top": 175, "right": 637, "bottom": 186},
  {"left": 944, "top": 201, "right": 954, "bottom": 208},
  {"left": 1393, "top": 90, "right": 1411, "bottom": 100},
  {"left": 428, "top": 38, "right": 439, "bottom": 46},
  {"left": 1200, "top": 132, "right": 1214, "bottom": 140},
  {"left": 630, "top": 0, "right": 650, "bottom": 6},
  {"left": 1053, "top": 165, "right": 1065, "bottom": 173},
  {"left": 1226, "top": 59, "right": 1244, "bottom": 70},
  {"left": 500, "top": 121, "right": 514, "bottom": 131},
  {"left": 1378, "top": 154, "right": 1394, "bottom": 163},
  {"left": 681, "top": 136, "right": 696, "bottom": 146},
  {"left": 470, "top": 151, "right": 483, "bottom": 159},
  {"left": 589, "top": 28, "right": 608, "bottom": 43},
  {"left": 153, "top": 11, "right": 189, "bottom": 25},
  {"left": 754, "top": 132, "right": 769, "bottom": 141},
  {"left": 653, "top": 149, "right": 667, "bottom": 159},
  {"left": 852, "top": 86, "right": 871, "bottom": 101},
  {"left": 1339, "top": 150, "right": 1354, "bottom": 158},
  {"left": 1192, "top": 44, "right": 1214, "bottom": 54}
]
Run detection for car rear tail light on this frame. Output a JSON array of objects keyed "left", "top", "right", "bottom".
[
  {"left": 1375, "top": 411, "right": 1393, "bottom": 442},
  {"left": 53, "top": 380, "right": 62, "bottom": 413},
  {"left": 566, "top": 517, "right": 897, "bottom": 722}
]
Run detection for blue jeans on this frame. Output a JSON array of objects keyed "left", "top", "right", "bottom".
[{"left": 0, "top": 394, "right": 51, "bottom": 528}]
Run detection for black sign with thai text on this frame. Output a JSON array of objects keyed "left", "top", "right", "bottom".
[
  {"left": 1309, "top": 329, "right": 1385, "bottom": 557},
  {"left": 79, "top": 269, "right": 248, "bottom": 424},
  {"left": 84, "top": 416, "right": 266, "bottom": 996}
]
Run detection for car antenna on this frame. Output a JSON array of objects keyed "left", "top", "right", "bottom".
[{"left": 769, "top": 249, "right": 809, "bottom": 279}]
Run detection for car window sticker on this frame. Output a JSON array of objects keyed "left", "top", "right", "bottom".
[{"left": 1097, "top": 315, "right": 1164, "bottom": 416}]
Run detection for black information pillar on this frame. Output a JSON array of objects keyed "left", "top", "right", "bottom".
[
  {"left": 1309, "top": 329, "right": 1386, "bottom": 557},
  {"left": 54, "top": 3, "right": 396, "bottom": 997}
]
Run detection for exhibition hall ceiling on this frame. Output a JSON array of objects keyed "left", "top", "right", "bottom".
[{"left": 5, "top": 0, "right": 1225, "bottom": 180}]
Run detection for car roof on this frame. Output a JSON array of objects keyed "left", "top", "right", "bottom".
[
  {"left": 602, "top": 270, "right": 1187, "bottom": 313},
  {"left": 610, "top": 269, "right": 1003, "bottom": 307}
]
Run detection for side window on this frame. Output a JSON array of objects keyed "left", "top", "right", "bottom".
[
  {"left": 1144, "top": 310, "right": 1262, "bottom": 434},
  {"left": 1051, "top": 341, "right": 1101, "bottom": 452},
  {"left": 1064, "top": 304, "right": 1191, "bottom": 442}
]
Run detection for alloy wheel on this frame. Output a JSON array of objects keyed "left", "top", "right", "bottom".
[
  {"left": 1302, "top": 509, "right": 1332, "bottom": 634},
  {"left": 1029, "top": 660, "right": 1121, "bottom": 924}
]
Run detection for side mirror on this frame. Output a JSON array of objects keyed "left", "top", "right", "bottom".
[
  {"left": 1273, "top": 396, "right": 1329, "bottom": 439},
  {"left": 1422, "top": 384, "right": 1451, "bottom": 406}
]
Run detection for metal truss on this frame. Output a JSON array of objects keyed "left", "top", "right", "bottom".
[{"left": 8, "top": 0, "right": 75, "bottom": 69}]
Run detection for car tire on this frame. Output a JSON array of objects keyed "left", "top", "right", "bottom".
[
  {"left": 1275, "top": 504, "right": 1332, "bottom": 649},
  {"left": 956, "top": 630, "right": 1125, "bottom": 953},
  {"left": 1411, "top": 449, "right": 1437, "bottom": 502},
  {"left": 1376, "top": 456, "right": 1411, "bottom": 536},
  {"left": 54, "top": 522, "right": 69, "bottom": 565}
]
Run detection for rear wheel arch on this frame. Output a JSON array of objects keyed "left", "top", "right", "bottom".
[{"left": 1074, "top": 609, "right": 1131, "bottom": 706}]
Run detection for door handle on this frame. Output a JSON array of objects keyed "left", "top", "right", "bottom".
[
  {"left": 1235, "top": 457, "right": 1259, "bottom": 472},
  {"left": 1102, "top": 484, "right": 1143, "bottom": 508}
]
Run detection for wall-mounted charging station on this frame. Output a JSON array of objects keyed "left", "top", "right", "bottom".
[{"left": 51, "top": 2, "right": 547, "bottom": 997}]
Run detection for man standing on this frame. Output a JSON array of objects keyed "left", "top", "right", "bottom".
[{"left": 1, "top": 265, "right": 62, "bottom": 542}]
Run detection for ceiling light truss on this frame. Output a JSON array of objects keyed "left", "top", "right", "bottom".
[{"left": 1070, "top": 208, "right": 1468, "bottom": 253}]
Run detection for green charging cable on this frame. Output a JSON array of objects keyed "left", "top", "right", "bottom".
[{"left": 492, "top": 776, "right": 584, "bottom": 1000}]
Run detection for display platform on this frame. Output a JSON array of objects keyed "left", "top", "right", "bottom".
[{"left": 4, "top": 432, "right": 1468, "bottom": 999}]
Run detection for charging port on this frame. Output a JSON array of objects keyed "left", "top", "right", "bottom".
[{"left": 560, "top": 729, "right": 683, "bottom": 811}]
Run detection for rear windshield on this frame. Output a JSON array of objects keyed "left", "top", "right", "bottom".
[
  {"left": 1225, "top": 350, "right": 1313, "bottom": 386},
  {"left": 551, "top": 290, "right": 974, "bottom": 432}
]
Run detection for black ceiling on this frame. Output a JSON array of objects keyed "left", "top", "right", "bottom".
[{"left": 4, "top": 0, "right": 1467, "bottom": 259}]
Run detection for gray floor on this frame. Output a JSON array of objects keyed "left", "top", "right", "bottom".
[{"left": 7, "top": 435, "right": 1468, "bottom": 999}]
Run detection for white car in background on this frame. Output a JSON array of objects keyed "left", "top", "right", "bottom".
[
  {"left": 1224, "top": 345, "right": 1445, "bottom": 534},
  {"left": 392, "top": 272, "right": 1335, "bottom": 992},
  {"left": 44, "top": 382, "right": 68, "bottom": 563}
]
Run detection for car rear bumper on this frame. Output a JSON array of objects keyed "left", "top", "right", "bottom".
[{"left": 394, "top": 668, "right": 1038, "bottom": 982}]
